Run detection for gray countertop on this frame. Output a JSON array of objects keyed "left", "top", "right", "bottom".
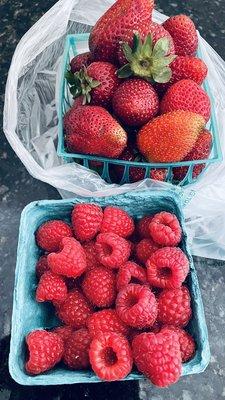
[{"left": 1, "top": 0, "right": 225, "bottom": 399}]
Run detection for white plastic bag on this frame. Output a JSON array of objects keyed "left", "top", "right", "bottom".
[{"left": 3, "top": 0, "right": 225, "bottom": 260}]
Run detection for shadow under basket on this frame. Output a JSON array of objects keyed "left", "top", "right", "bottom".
[
  {"left": 9, "top": 190, "right": 210, "bottom": 385},
  {"left": 57, "top": 33, "right": 222, "bottom": 187}
]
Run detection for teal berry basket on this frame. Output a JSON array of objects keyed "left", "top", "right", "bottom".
[
  {"left": 57, "top": 33, "right": 222, "bottom": 186},
  {"left": 9, "top": 189, "right": 210, "bottom": 386}
]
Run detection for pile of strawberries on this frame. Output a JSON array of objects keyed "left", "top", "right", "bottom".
[
  {"left": 25, "top": 203, "right": 196, "bottom": 387},
  {"left": 63, "top": 0, "right": 212, "bottom": 183}
]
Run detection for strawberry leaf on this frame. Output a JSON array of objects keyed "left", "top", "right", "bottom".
[
  {"left": 133, "top": 33, "right": 142, "bottom": 55},
  {"left": 152, "top": 67, "right": 172, "bottom": 83},
  {"left": 65, "top": 70, "right": 77, "bottom": 85},
  {"left": 117, "top": 64, "right": 133, "bottom": 78},
  {"left": 122, "top": 43, "right": 133, "bottom": 62},
  {"left": 152, "top": 37, "right": 170, "bottom": 58},
  {"left": 142, "top": 34, "right": 153, "bottom": 58}
]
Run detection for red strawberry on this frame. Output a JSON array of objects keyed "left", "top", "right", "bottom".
[
  {"left": 66, "top": 62, "right": 120, "bottom": 108},
  {"left": 137, "top": 110, "right": 205, "bottom": 163},
  {"left": 160, "top": 79, "right": 211, "bottom": 122},
  {"left": 89, "top": 0, "right": 154, "bottom": 64},
  {"left": 114, "top": 147, "right": 167, "bottom": 183},
  {"left": 112, "top": 78, "right": 159, "bottom": 127},
  {"left": 64, "top": 106, "right": 127, "bottom": 158},
  {"left": 173, "top": 129, "right": 212, "bottom": 181},
  {"left": 70, "top": 52, "right": 93, "bottom": 73},
  {"left": 170, "top": 56, "right": 208, "bottom": 85},
  {"left": 163, "top": 15, "right": 198, "bottom": 56},
  {"left": 149, "top": 22, "right": 175, "bottom": 55}
]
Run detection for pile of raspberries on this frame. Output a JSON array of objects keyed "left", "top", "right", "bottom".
[{"left": 26, "top": 203, "right": 196, "bottom": 388}]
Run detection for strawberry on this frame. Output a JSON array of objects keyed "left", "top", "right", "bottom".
[
  {"left": 170, "top": 56, "right": 208, "bottom": 85},
  {"left": 89, "top": 0, "right": 154, "bottom": 64},
  {"left": 64, "top": 106, "right": 127, "bottom": 158},
  {"left": 114, "top": 147, "right": 167, "bottom": 183},
  {"left": 173, "top": 129, "right": 212, "bottom": 181},
  {"left": 112, "top": 78, "right": 159, "bottom": 127},
  {"left": 66, "top": 62, "right": 120, "bottom": 107},
  {"left": 137, "top": 110, "right": 205, "bottom": 163},
  {"left": 160, "top": 79, "right": 211, "bottom": 122},
  {"left": 117, "top": 33, "right": 176, "bottom": 83},
  {"left": 70, "top": 52, "right": 93, "bottom": 73},
  {"left": 149, "top": 22, "right": 175, "bottom": 55},
  {"left": 163, "top": 15, "right": 198, "bottom": 56}
]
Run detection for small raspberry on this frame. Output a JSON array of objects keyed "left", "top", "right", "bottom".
[
  {"left": 161, "top": 326, "right": 196, "bottom": 362},
  {"left": 100, "top": 206, "right": 134, "bottom": 238},
  {"left": 36, "top": 255, "right": 50, "bottom": 279},
  {"left": 52, "top": 325, "right": 74, "bottom": 343},
  {"left": 87, "top": 309, "right": 130, "bottom": 338},
  {"left": 147, "top": 247, "right": 189, "bottom": 289},
  {"left": 63, "top": 328, "right": 91, "bottom": 369},
  {"left": 149, "top": 212, "right": 182, "bottom": 246},
  {"left": 56, "top": 288, "right": 93, "bottom": 328},
  {"left": 135, "top": 238, "right": 160, "bottom": 265},
  {"left": 47, "top": 237, "right": 87, "bottom": 278},
  {"left": 116, "top": 284, "right": 158, "bottom": 328},
  {"left": 89, "top": 332, "right": 133, "bottom": 381},
  {"left": 158, "top": 286, "right": 192, "bottom": 327},
  {"left": 82, "top": 241, "right": 102, "bottom": 270},
  {"left": 71, "top": 203, "right": 103, "bottom": 242},
  {"left": 95, "top": 233, "right": 131, "bottom": 269},
  {"left": 25, "top": 330, "right": 64, "bottom": 375},
  {"left": 116, "top": 261, "right": 147, "bottom": 291},
  {"left": 132, "top": 330, "right": 182, "bottom": 387},
  {"left": 36, "top": 271, "right": 67, "bottom": 303},
  {"left": 82, "top": 266, "right": 116, "bottom": 308},
  {"left": 36, "top": 220, "right": 73, "bottom": 252},
  {"left": 136, "top": 216, "right": 153, "bottom": 239}
]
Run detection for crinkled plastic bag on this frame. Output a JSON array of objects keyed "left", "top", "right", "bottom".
[{"left": 3, "top": 0, "right": 225, "bottom": 260}]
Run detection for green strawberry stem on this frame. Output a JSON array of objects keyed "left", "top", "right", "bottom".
[
  {"left": 118, "top": 33, "right": 176, "bottom": 83},
  {"left": 65, "top": 67, "right": 100, "bottom": 104}
]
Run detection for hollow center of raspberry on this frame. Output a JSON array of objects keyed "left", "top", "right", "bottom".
[
  {"left": 126, "top": 294, "right": 139, "bottom": 308},
  {"left": 101, "top": 243, "right": 113, "bottom": 256},
  {"left": 159, "top": 267, "right": 172, "bottom": 278},
  {"left": 130, "top": 277, "right": 142, "bottom": 285},
  {"left": 103, "top": 347, "right": 118, "bottom": 366}
]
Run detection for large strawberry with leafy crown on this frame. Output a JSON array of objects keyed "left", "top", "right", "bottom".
[
  {"left": 66, "top": 62, "right": 120, "bottom": 107},
  {"left": 160, "top": 79, "right": 211, "bottom": 122},
  {"left": 112, "top": 78, "right": 159, "bottom": 127},
  {"left": 137, "top": 110, "right": 205, "bottom": 163},
  {"left": 117, "top": 33, "right": 176, "bottom": 83},
  {"left": 173, "top": 129, "right": 212, "bottom": 181},
  {"left": 89, "top": 0, "right": 154, "bottom": 64},
  {"left": 64, "top": 106, "right": 127, "bottom": 158},
  {"left": 163, "top": 15, "right": 198, "bottom": 56},
  {"left": 70, "top": 52, "right": 93, "bottom": 73}
]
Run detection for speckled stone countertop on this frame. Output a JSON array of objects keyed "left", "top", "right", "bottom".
[{"left": 1, "top": 1, "right": 225, "bottom": 399}]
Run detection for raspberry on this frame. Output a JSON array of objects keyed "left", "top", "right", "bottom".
[
  {"left": 36, "top": 255, "right": 50, "bottom": 279},
  {"left": 89, "top": 332, "right": 133, "bottom": 381},
  {"left": 100, "top": 206, "right": 134, "bottom": 238},
  {"left": 63, "top": 328, "right": 91, "bottom": 369},
  {"left": 36, "top": 271, "right": 67, "bottom": 303},
  {"left": 87, "top": 309, "right": 130, "bottom": 338},
  {"left": 52, "top": 325, "right": 74, "bottom": 343},
  {"left": 135, "top": 238, "right": 160, "bottom": 265},
  {"left": 82, "top": 266, "right": 116, "bottom": 308},
  {"left": 147, "top": 247, "right": 189, "bottom": 289},
  {"left": 158, "top": 286, "right": 192, "bottom": 327},
  {"left": 47, "top": 237, "right": 87, "bottom": 278},
  {"left": 132, "top": 330, "right": 182, "bottom": 387},
  {"left": 25, "top": 330, "right": 64, "bottom": 375},
  {"left": 71, "top": 203, "right": 103, "bottom": 242},
  {"left": 82, "top": 241, "right": 102, "bottom": 270},
  {"left": 116, "top": 261, "right": 147, "bottom": 291},
  {"left": 149, "top": 212, "right": 182, "bottom": 246},
  {"left": 36, "top": 220, "right": 73, "bottom": 252},
  {"left": 136, "top": 216, "right": 153, "bottom": 239},
  {"left": 56, "top": 288, "right": 93, "bottom": 328},
  {"left": 116, "top": 284, "right": 158, "bottom": 328},
  {"left": 161, "top": 326, "right": 196, "bottom": 362},
  {"left": 95, "top": 233, "right": 131, "bottom": 269}
]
